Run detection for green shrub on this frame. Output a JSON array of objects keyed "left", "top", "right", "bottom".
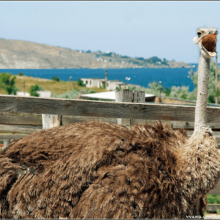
[
  {"left": 207, "top": 194, "right": 220, "bottom": 204},
  {"left": 52, "top": 76, "right": 60, "bottom": 82},
  {"left": 128, "top": 86, "right": 136, "bottom": 91},
  {"left": 77, "top": 79, "right": 86, "bottom": 87},
  {"left": 0, "top": 72, "right": 18, "bottom": 94},
  {"left": 29, "top": 84, "right": 44, "bottom": 97},
  {"left": 188, "top": 62, "right": 220, "bottom": 103},
  {"left": 164, "top": 88, "right": 171, "bottom": 96},
  {"left": 18, "top": 72, "right": 24, "bottom": 76}
]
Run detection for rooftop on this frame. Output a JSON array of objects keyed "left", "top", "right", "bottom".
[{"left": 80, "top": 91, "right": 156, "bottom": 101}]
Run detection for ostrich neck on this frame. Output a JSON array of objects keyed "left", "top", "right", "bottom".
[
  {"left": 179, "top": 53, "right": 219, "bottom": 209},
  {"left": 194, "top": 52, "right": 210, "bottom": 134}
]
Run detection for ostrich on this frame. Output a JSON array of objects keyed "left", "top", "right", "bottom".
[{"left": 0, "top": 27, "right": 219, "bottom": 219}]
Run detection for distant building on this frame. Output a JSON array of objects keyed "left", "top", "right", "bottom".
[
  {"left": 17, "top": 92, "right": 30, "bottom": 97},
  {"left": 37, "top": 91, "right": 51, "bottom": 98},
  {"left": 16, "top": 91, "right": 51, "bottom": 98},
  {"left": 81, "top": 78, "right": 124, "bottom": 90}
]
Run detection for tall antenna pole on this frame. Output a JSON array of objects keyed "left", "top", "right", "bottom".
[
  {"left": 105, "top": 70, "right": 108, "bottom": 90},
  {"left": 215, "top": 52, "right": 218, "bottom": 104},
  {"left": 23, "top": 81, "right": 25, "bottom": 96}
]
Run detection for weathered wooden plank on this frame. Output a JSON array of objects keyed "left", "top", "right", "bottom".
[
  {"left": 0, "top": 113, "right": 115, "bottom": 126},
  {"left": 61, "top": 116, "right": 116, "bottom": 125},
  {"left": 172, "top": 121, "right": 220, "bottom": 130},
  {"left": 42, "top": 114, "right": 60, "bottom": 129},
  {"left": 115, "top": 90, "right": 131, "bottom": 126},
  {"left": 0, "top": 113, "right": 170, "bottom": 127},
  {"left": 215, "top": 136, "right": 220, "bottom": 145},
  {"left": 1, "top": 95, "right": 219, "bottom": 122},
  {"left": 187, "top": 131, "right": 220, "bottom": 136},
  {"left": 206, "top": 204, "right": 220, "bottom": 211},
  {"left": 64, "top": 118, "right": 171, "bottom": 127},
  {"left": 133, "top": 90, "right": 145, "bottom": 103},
  {"left": 115, "top": 90, "right": 144, "bottom": 126},
  {"left": 0, "top": 112, "right": 42, "bottom": 126},
  {"left": 0, "top": 134, "right": 28, "bottom": 140},
  {"left": 3, "top": 139, "right": 10, "bottom": 149},
  {"left": 209, "top": 180, "right": 220, "bottom": 195},
  {"left": 131, "top": 119, "right": 172, "bottom": 126},
  {"left": 0, "top": 125, "right": 41, "bottom": 134},
  {"left": 115, "top": 90, "right": 133, "bottom": 103}
]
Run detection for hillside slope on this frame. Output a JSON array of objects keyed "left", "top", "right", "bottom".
[{"left": 0, "top": 38, "right": 192, "bottom": 69}]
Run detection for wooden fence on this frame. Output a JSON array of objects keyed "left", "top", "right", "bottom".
[{"left": 0, "top": 94, "right": 220, "bottom": 198}]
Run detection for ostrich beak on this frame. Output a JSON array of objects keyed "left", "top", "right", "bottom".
[{"left": 201, "top": 33, "right": 218, "bottom": 57}]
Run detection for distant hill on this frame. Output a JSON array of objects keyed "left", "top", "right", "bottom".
[{"left": 0, "top": 38, "right": 192, "bottom": 69}]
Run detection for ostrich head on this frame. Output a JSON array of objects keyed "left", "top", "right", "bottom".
[{"left": 193, "top": 27, "right": 218, "bottom": 58}]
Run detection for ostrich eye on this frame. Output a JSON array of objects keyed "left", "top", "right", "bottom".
[{"left": 197, "top": 32, "right": 201, "bottom": 37}]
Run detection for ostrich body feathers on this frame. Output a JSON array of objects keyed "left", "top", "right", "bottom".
[{"left": 0, "top": 121, "right": 219, "bottom": 219}]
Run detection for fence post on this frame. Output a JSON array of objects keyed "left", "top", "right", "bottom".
[
  {"left": 38, "top": 92, "right": 61, "bottom": 130},
  {"left": 3, "top": 139, "right": 10, "bottom": 149},
  {"left": 115, "top": 89, "right": 145, "bottom": 126},
  {"left": 42, "top": 114, "right": 61, "bottom": 129}
]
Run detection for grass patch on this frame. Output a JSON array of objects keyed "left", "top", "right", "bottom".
[
  {"left": 0, "top": 75, "right": 106, "bottom": 95},
  {"left": 207, "top": 194, "right": 220, "bottom": 204}
]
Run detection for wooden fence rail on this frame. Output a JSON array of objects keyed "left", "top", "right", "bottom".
[
  {"left": 0, "top": 112, "right": 42, "bottom": 126},
  {"left": 1, "top": 95, "right": 220, "bottom": 122},
  {"left": 172, "top": 121, "right": 220, "bottom": 130},
  {"left": 0, "top": 134, "right": 27, "bottom": 140},
  {"left": 0, "top": 124, "right": 41, "bottom": 134}
]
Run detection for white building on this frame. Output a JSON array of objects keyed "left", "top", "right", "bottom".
[
  {"left": 37, "top": 91, "right": 51, "bottom": 98},
  {"left": 17, "top": 92, "right": 30, "bottom": 97},
  {"left": 81, "top": 78, "right": 124, "bottom": 91},
  {"left": 16, "top": 91, "right": 51, "bottom": 98}
]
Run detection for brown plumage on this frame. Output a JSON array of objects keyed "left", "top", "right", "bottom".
[{"left": 0, "top": 121, "right": 219, "bottom": 219}]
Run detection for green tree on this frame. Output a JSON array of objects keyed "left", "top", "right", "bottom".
[
  {"left": 77, "top": 79, "right": 86, "bottom": 87},
  {"left": 188, "top": 62, "right": 220, "bottom": 103},
  {"left": 164, "top": 87, "right": 171, "bottom": 96},
  {"left": 52, "top": 76, "right": 60, "bottom": 82},
  {"left": 29, "top": 84, "right": 44, "bottom": 97},
  {"left": 169, "top": 86, "right": 191, "bottom": 99},
  {"left": 0, "top": 72, "right": 18, "bottom": 94},
  {"left": 143, "top": 81, "right": 164, "bottom": 96},
  {"left": 136, "top": 81, "right": 166, "bottom": 100}
]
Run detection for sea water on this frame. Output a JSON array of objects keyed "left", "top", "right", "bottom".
[{"left": 0, "top": 65, "right": 198, "bottom": 91}]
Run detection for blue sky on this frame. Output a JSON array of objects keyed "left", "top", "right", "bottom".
[{"left": 1, "top": 1, "right": 220, "bottom": 63}]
